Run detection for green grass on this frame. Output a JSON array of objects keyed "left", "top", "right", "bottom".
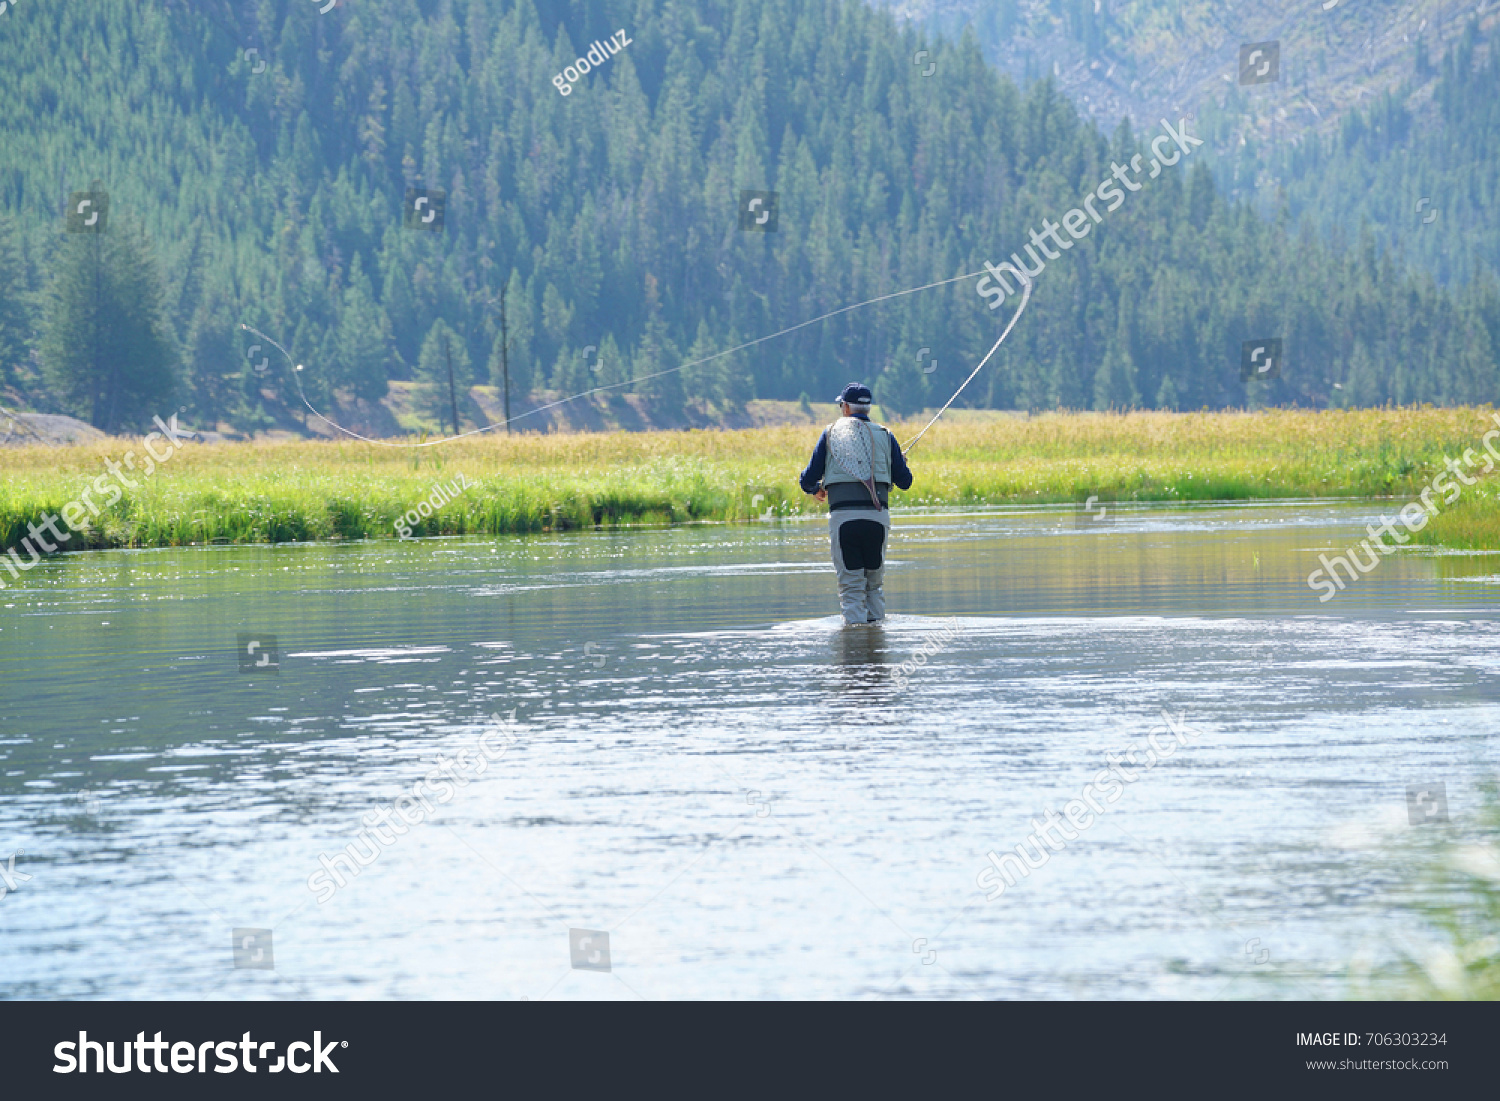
[
  {"left": 4, "top": 406, "right": 1500, "bottom": 557},
  {"left": 1409, "top": 479, "right": 1500, "bottom": 550},
  {"left": 1354, "top": 785, "right": 1500, "bottom": 1000}
]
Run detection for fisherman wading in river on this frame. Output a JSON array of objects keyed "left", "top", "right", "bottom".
[{"left": 800, "top": 383, "right": 914, "bottom": 626}]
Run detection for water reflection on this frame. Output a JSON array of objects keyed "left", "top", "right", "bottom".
[{"left": 830, "top": 622, "right": 895, "bottom": 680}]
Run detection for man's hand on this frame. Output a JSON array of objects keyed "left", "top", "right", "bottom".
[{"left": 814, "top": 488, "right": 827, "bottom": 503}]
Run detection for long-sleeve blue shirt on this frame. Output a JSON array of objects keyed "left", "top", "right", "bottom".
[{"left": 799, "top": 414, "right": 913, "bottom": 495}]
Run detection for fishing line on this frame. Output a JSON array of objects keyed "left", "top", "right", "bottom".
[
  {"left": 243, "top": 261, "right": 1031, "bottom": 450},
  {"left": 901, "top": 264, "right": 1031, "bottom": 454}
]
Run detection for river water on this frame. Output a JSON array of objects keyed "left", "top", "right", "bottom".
[{"left": 2, "top": 501, "right": 1497, "bottom": 999}]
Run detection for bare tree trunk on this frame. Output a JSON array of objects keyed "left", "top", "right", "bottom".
[
  {"left": 443, "top": 332, "right": 460, "bottom": 436},
  {"left": 499, "top": 282, "right": 511, "bottom": 434}
]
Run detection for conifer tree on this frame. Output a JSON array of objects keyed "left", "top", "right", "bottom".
[
  {"left": 40, "top": 223, "right": 179, "bottom": 434},
  {"left": 184, "top": 291, "right": 242, "bottom": 428},
  {"left": 414, "top": 319, "right": 471, "bottom": 430},
  {"left": 0, "top": 215, "right": 30, "bottom": 389},
  {"left": 635, "top": 275, "right": 683, "bottom": 414},
  {"left": 336, "top": 256, "right": 397, "bottom": 402}
]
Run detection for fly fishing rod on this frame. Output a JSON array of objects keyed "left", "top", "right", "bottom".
[{"left": 901, "top": 263, "right": 1032, "bottom": 455}]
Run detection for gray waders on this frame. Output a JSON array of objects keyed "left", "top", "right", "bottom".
[{"left": 830, "top": 509, "right": 891, "bottom": 625}]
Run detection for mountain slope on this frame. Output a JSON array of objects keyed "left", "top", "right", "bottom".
[
  {"left": 0, "top": 0, "right": 1495, "bottom": 434},
  {"left": 879, "top": 0, "right": 1489, "bottom": 150},
  {"left": 878, "top": 0, "right": 1500, "bottom": 283}
]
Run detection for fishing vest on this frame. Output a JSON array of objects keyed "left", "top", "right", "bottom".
[{"left": 823, "top": 417, "right": 893, "bottom": 508}]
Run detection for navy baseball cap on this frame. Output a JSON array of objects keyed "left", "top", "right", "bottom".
[{"left": 835, "top": 382, "right": 873, "bottom": 405}]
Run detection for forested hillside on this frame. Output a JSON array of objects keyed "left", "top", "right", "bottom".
[
  {"left": 0, "top": 0, "right": 1496, "bottom": 436},
  {"left": 1239, "top": 18, "right": 1500, "bottom": 289},
  {"left": 883, "top": 2, "right": 1500, "bottom": 281}
]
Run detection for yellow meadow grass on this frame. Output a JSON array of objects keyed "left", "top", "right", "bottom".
[{"left": 3, "top": 406, "right": 1497, "bottom": 551}]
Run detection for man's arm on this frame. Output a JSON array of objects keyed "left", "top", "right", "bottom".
[
  {"left": 799, "top": 431, "right": 830, "bottom": 495},
  {"left": 889, "top": 435, "right": 913, "bottom": 490}
]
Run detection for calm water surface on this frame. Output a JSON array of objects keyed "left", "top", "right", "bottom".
[{"left": 2, "top": 501, "right": 1498, "bottom": 999}]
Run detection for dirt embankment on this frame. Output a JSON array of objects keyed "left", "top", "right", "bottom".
[{"left": 1, "top": 410, "right": 106, "bottom": 448}]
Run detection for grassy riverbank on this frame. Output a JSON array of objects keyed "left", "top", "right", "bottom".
[
  {"left": 3, "top": 407, "right": 1499, "bottom": 553},
  {"left": 1409, "top": 478, "right": 1500, "bottom": 550}
]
